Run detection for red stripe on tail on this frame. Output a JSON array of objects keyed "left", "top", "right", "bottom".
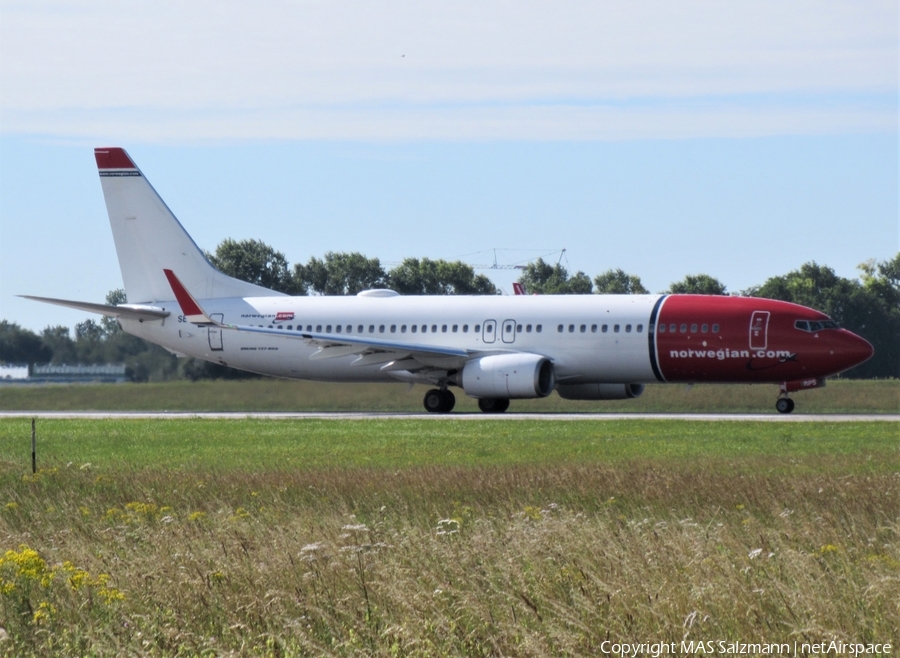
[{"left": 94, "top": 147, "right": 136, "bottom": 170}]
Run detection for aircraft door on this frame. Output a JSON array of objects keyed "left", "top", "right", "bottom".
[
  {"left": 501, "top": 319, "right": 516, "bottom": 344},
  {"left": 208, "top": 314, "right": 224, "bottom": 351},
  {"left": 749, "top": 311, "right": 769, "bottom": 350},
  {"left": 482, "top": 319, "right": 497, "bottom": 344}
]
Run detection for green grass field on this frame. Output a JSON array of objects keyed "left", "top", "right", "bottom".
[
  {"left": 1, "top": 417, "right": 897, "bottom": 656},
  {"left": 1, "top": 377, "right": 898, "bottom": 413}
]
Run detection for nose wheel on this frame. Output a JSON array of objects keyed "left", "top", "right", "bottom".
[
  {"left": 775, "top": 397, "right": 795, "bottom": 414},
  {"left": 423, "top": 388, "right": 456, "bottom": 413}
]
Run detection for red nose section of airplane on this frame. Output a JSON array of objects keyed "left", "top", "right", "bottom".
[
  {"left": 831, "top": 330, "right": 874, "bottom": 373},
  {"left": 653, "top": 295, "right": 875, "bottom": 383}
]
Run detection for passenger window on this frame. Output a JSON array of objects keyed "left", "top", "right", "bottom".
[
  {"left": 401, "top": 325, "right": 407, "bottom": 333},
  {"left": 516, "top": 324, "right": 522, "bottom": 332},
  {"left": 526, "top": 324, "right": 532, "bottom": 332},
  {"left": 670, "top": 324, "right": 676, "bottom": 333},
  {"left": 625, "top": 324, "right": 632, "bottom": 332},
  {"left": 369, "top": 325, "right": 375, "bottom": 333},
  {"left": 411, "top": 325, "right": 417, "bottom": 333},
  {"left": 591, "top": 324, "right": 597, "bottom": 332},
  {"left": 390, "top": 325, "right": 396, "bottom": 333},
  {"left": 580, "top": 324, "right": 586, "bottom": 333},
  {"left": 346, "top": 325, "right": 351, "bottom": 333},
  {"left": 307, "top": 325, "right": 313, "bottom": 332},
  {"left": 277, "top": 325, "right": 283, "bottom": 330},
  {"left": 463, "top": 325, "right": 469, "bottom": 332},
  {"left": 442, "top": 325, "right": 448, "bottom": 332},
  {"left": 637, "top": 324, "right": 643, "bottom": 333},
  {"left": 421, "top": 325, "right": 427, "bottom": 333},
  {"left": 701, "top": 324, "right": 708, "bottom": 333},
  {"left": 680, "top": 324, "right": 687, "bottom": 333},
  {"left": 614, "top": 324, "right": 620, "bottom": 333},
  {"left": 602, "top": 324, "right": 608, "bottom": 333},
  {"left": 712, "top": 324, "right": 719, "bottom": 333},
  {"left": 558, "top": 324, "right": 564, "bottom": 333},
  {"left": 690, "top": 324, "right": 698, "bottom": 333},
  {"left": 658, "top": 324, "right": 666, "bottom": 333},
  {"left": 432, "top": 325, "right": 437, "bottom": 333},
  {"left": 335, "top": 325, "right": 342, "bottom": 333},
  {"left": 453, "top": 324, "right": 458, "bottom": 332},
  {"left": 287, "top": 325, "right": 292, "bottom": 330},
  {"left": 475, "top": 324, "right": 481, "bottom": 332},
  {"left": 569, "top": 324, "right": 575, "bottom": 333},
  {"left": 536, "top": 324, "right": 542, "bottom": 332},
  {"left": 326, "top": 325, "right": 332, "bottom": 332}
]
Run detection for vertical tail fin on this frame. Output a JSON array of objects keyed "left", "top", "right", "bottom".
[{"left": 95, "top": 148, "right": 284, "bottom": 303}]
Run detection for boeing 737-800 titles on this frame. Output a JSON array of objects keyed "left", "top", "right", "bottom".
[{"left": 24, "top": 148, "right": 874, "bottom": 414}]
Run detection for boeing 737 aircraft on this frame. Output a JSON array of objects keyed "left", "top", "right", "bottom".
[{"left": 24, "top": 148, "right": 874, "bottom": 413}]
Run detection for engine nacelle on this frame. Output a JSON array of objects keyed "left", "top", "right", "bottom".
[
  {"left": 556, "top": 383, "right": 645, "bottom": 400},
  {"left": 461, "top": 353, "right": 555, "bottom": 399}
]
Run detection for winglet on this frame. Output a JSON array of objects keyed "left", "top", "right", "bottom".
[
  {"left": 163, "top": 269, "right": 213, "bottom": 324},
  {"left": 512, "top": 282, "right": 526, "bottom": 295}
]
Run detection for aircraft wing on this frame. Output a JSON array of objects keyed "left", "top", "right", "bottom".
[
  {"left": 229, "top": 324, "right": 474, "bottom": 370},
  {"left": 19, "top": 295, "right": 170, "bottom": 321},
  {"left": 163, "top": 269, "right": 478, "bottom": 371}
]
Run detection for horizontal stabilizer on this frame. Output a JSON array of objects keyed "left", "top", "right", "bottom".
[{"left": 20, "top": 295, "right": 169, "bottom": 321}]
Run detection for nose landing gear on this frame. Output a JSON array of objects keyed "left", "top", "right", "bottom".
[
  {"left": 775, "top": 397, "right": 795, "bottom": 414},
  {"left": 423, "top": 388, "right": 456, "bottom": 413}
]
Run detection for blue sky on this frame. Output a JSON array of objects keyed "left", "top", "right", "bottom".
[{"left": 0, "top": 0, "right": 897, "bottom": 334}]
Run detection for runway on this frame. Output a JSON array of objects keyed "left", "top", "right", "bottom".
[{"left": 0, "top": 411, "right": 896, "bottom": 422}]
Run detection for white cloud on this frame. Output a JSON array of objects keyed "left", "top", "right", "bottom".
[{"left": 1, "top": 0, "right": 896, "bottom": 140}]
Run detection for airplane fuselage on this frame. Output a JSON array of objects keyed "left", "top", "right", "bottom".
[{"left": 122, "top": 292, "right": 871, "bottom": 388}]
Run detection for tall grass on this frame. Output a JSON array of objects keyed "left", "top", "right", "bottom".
[{"left": 0, "top": 420, "right": 898, "bottom": 656}]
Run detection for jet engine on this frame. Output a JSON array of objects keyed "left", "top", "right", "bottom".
[
  {"left": 556, "top": 383, "right": 645, "bottom": 400},
  {"left": 461, "top": 353, "right": 555, "bottom": 399}
]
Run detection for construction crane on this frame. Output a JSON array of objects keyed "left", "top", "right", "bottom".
[{"left": 464, "top": 248, "right": 568, "bottom": 271}]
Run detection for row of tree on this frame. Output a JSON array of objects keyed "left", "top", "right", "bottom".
[
  {"left": 207, "top": 240, "right": 498, "bottom": 296},
  {"left": 2, "top": 239, "right": 897, "bottom": 380}
]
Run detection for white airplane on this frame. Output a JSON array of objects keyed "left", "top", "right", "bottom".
[{"left": 24, "top": 148, "right": 874, "bottom": 414}]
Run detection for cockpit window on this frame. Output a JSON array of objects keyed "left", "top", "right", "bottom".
[{"left": 795, "top": 319, "right": 839, "bottom": 332}]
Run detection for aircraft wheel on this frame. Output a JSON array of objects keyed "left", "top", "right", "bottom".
[
  {"left": 478, "top": 398, "right": 510, "bottom": 413},
  {"left": 424, "top": 389, "right": 455, "bottom": 413},
  {"left": 439, "top": 389, "right": 456, "bottom": 413},
  {"left": 424, "top": 389, "right": 445, "bottom": 413},
  {"left": 775, "top": 398, "right": 795, "bottom": 414}
]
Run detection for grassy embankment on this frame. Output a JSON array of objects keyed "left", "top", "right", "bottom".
[
  {"left": 0, "top": 417, "right": 898, "bottom": 655},
  {"left": 0, "top": 377, "right": 897, "bottom": 413}
]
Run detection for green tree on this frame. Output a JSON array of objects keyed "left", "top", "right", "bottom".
[
  {"left": 208, "top": 239, "right": 304, "bottom": 295},
  {"left": 41, "top": 325, "right": 77, "bottom": 364},
  {"left": 0, "top": 321, "right": 52, "bottom": 368},
  {"left": 593, "top": 269, "right": 649, "bottom": 294},
  {"left": 388, "top": 258, "right": 497, "bottom": 295},
  {"left": 296, "top": 252, "right": 388, "bottom": 295},
  {"left": 517, "top": 258, "right": 593, "bottom": 295},
  {"left": 668, "top": 274, "right": 727, "bottom": 295}
]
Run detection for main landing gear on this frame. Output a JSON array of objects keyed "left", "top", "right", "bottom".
[
  {"left": 477, "top": 398, "right": 510, "bottom": 414},
  {"left": 775, "top": 397, "right": 795, "bottom": 414},
  {"left": 423, "top": 388, "right": 456, "bottom": 413}
]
